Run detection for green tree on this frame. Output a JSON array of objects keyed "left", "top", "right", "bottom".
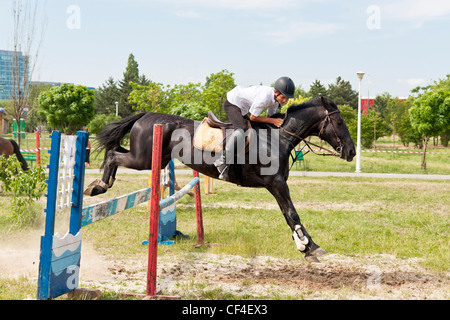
[
  {"left": 410, "top": 89, "right": 450, "bottom": 169},
  {"left": 38, "top": 83, "right": 95, "bottom": 133},
  {"left": 337, "top": 104, "right": 357, "bottom": 140},
  {"left": 118, "top": 54, "right": 140, "bottom": 117},
  {"left": 95, "top": 77, "right": 121, "bottom": 115},
  {"left": 365, "top": 110, "right": 389, "bottom": 148},
  {"left": 294, "top": 84, "right": 308, "bottom": 99},
  {"left": 202, "top": 69, "right": 236, "bottom": 120},
  {"left": 327, "top": 76, "right": 358, "bottom": 109},
  {"left": 372, "top": 92, "right": 392, "bottom": 119},
  {"left": 170, "top": 101, "right": 208, "bottom": 120},
  {"left": 308, "top": 79, "right": 328, "bottom": 98},
  {"left": 339, "top": 105, "right": 383, "bottom": 149},
  {"left": 282, "top": 95, "right": 311, "bottom": 113},
  {"left": 87, "top": 113, "right": 121, "bottom": 135},
  {"left": 128, "top": 81, "right": 165, "bottom": 113},
  {"left": 166, "top": 82, "right": 202, "bottom": 107},
  {"left": 165, "top": 82, "right": 205, "bottom": 120},
  {"left": 398, "top": 109, "right": 423, "bottom": 148}
]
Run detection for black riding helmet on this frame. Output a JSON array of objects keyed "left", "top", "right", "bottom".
[{"left": 274, "top": 77, "right": 295, "bottom": 99}]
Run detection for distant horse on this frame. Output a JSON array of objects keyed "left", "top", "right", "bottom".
[
  {"left": 85, "top": 97, "right": 355, "bottom": 262},
  {"left": 0, "top": 136, "right": 29, "bottom": 171}
]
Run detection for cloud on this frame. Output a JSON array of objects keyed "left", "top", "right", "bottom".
[
  {"left": 189, "top": 0, "right": 297, "bottom": 10},
  {"left": 267, "top": 21, "right": 342, "bottom": 44},
  {"left": 174, "top": 10, "right": 202, "bottom": 19},
  {"left": 383, "top": 0, "right": 450, "bottom": 28},
  {"left": 161, "top": 0, "right": 299, "bottom": 10},
  {"left": 398, "top": 78, "right": 426, "bottom": 87}
]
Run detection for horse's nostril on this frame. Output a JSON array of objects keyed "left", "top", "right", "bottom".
[{"left": 349, "top": 149, "right": 355, "bottom": 157}]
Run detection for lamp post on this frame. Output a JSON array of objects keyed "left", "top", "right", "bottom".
[
  {"left": 115, "top": 101, "right": 119, "bottom": 117},
  {"left": 356, "top": 71, "right": 365, "bottom": 173}
]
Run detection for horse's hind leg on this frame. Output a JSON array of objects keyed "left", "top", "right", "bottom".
[
  {"left": 107, "top": 146, "right": 128, "bottom": 187},
  {"left": 84, "top": 149, "right": 133, "bottom": 196},
  {"left": 84, "top": 150, "right": 115, "bottom": 196}
]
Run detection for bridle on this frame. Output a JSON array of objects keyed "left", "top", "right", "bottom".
[{"left": 281, "top": 108, "right": 344, "bottom": 166}]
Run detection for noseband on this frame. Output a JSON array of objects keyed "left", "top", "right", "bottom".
[
  {"left": 317, "top": 109, "right": 344, "bottom": 157},
  {"left": 282, "top": 108, "right": 344, "bottom": 161}
]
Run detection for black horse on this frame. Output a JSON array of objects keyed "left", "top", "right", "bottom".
[
  {"left": 85, "top": 97, "right": 355, "bottom": 262},
  {"left": 0, "top": 136, "right": 29, "bottom": 171}
]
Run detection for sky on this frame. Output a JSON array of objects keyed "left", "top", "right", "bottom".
[{"left": 1, "top": 0, "right": 450, "bottom": 98}]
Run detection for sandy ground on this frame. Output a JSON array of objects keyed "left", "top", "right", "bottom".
[{"left": 1, "top": 231, "right": 448, "bottom": 300}]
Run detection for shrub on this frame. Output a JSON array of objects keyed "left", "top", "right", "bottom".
[{"left": 0, "top": 155, "right": 47, "bottom": 228}]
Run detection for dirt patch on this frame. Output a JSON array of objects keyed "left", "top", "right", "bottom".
[
  {"left": 81, "top": 251, "right": 449, "bottom": 300},
  {"left": 1, "top": 231, "right": 448, "bottom": 300}
]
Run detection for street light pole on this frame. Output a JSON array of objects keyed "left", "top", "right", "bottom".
[
  {"left": 356, "top": 71, "right": 365, "bottom": 173},
  {"left": 115, "top": 101, "right": 119, "bottom": 117}
]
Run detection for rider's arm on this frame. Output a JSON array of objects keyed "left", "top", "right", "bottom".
[{"left": 250, "top": 114, "right": 284, "bottom": 128}]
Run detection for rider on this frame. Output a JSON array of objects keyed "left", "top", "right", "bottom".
[{"left": 214, "top": 76, "right": 296, "bottom": 180}]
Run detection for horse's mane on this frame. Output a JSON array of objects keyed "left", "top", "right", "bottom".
[
  {"left": 250, "top": 97, "right": 338, "bottom": 130},
  {"left": 270, "top": 96, "right": 338, "bottom": 119}
]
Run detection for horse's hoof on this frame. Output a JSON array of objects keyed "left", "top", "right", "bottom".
[
  {"left": 311, "top": 247, "right": 327, "bottom": 257},
  {"left": 84, "top": 180, "right": 106, "bottom": 196},
  {"left": 84, "top": 185, "right": 107, "bottom": 196},
  {"left": 304, "top": 254, "right": 320, "bottom": 263}
]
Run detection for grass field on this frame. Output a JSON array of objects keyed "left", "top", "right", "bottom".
[
  {"left": 1, "top": 171, "right": 448, "bottom": 299},
  {"left": 0, "top": 132, "right": 448, "bottom": 299},
  {"left": 78, "top": 174, "right": 449, "bottom": 270}
]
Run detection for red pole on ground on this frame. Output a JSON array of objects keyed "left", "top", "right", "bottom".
[
  {"left": 192, "top": 170, "right": 204, "bottom": 245},
  {"left": 147, "top": 124, "right": 163, "bottom": 297},
  {"left": 35, "top": 131, "right": 41, "bottom": 167}
]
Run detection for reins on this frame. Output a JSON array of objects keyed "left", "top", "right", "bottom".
[{"left": 281, "top": 109, "right": 344, "bottom": 169}]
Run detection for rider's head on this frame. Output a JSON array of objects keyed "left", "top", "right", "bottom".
[{"left": 274, "top": 77, "right": 295, "bottom": 105}]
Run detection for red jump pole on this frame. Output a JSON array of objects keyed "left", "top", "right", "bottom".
[
  {"left": 146, "top": 124, "right": 163, "bottom": 297},
  {"left": 192, "top": 170, "right": 204, "bottom": 245}
]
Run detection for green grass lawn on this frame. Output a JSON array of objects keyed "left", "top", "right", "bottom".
[
  {"left": 0, "top": 132, "right": 448, "bottom": 299},
  {"left": 47, "top": 173, "right": 447, "bottom": 273}
]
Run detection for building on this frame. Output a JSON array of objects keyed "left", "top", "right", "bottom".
[
  {"left": 0, "top": 50, "right": 30, "bottom": 101},
  {"left": 360, "top": 98, "right": 375, "bottom": 114},
  {"left": 360, "top": 97, "right": 407, "bottom": 114},
  {"left": 0, "top": 109, "right": 8, "bottom": 134}
]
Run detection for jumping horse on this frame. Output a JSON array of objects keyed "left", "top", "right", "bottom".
[
  {"left": 84, "top": 97, "right": 355, "bottom": 262},
  {"left": 0, "top": 136, "right": 29, "bottom": 171}
]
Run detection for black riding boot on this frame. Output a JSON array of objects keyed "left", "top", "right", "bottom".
[{"left": 214, "top": 130, "right": 245, "bottom": 180}]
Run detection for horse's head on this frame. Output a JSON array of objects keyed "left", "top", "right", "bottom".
[
  {"left": 315, "top": 97, "right": 355, "bottom": 162},
  {"left": 282, "top": 96, "right": 355, "bottom": 161}
]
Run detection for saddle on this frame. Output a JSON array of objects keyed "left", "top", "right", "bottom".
[
  {"left": 193, "top": 112, "right": 254, "bottom": 153},
  {"left": 206, "top": 111, "right": 233, "bottom": 129}
]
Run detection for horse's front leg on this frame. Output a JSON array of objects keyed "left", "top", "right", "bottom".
[{"left": 266, "top": 177, "right": 326, "bottom": 262}]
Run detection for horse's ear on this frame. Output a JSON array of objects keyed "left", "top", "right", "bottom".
[{"left": 321, "top": 96, "right": 331, "bottom": 110}]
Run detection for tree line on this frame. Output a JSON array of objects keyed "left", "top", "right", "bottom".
[{"left": 8, "top": 53, "right": 449, "bottom": 169}]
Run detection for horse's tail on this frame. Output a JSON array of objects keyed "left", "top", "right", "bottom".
[
  {"left": 95, "top": 112, "right": 147, "bottom": 153},
  {"left": 10, "top": 140, "right": 29, "bottom": 171}
]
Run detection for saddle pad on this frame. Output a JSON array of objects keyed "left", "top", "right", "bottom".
[{"left": 193, "top": 118, "right": 224, "bottom": 152}]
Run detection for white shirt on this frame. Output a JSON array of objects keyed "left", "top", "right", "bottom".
[{"left": 226, "top": 85, "right": 280, "bottom": 117}]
